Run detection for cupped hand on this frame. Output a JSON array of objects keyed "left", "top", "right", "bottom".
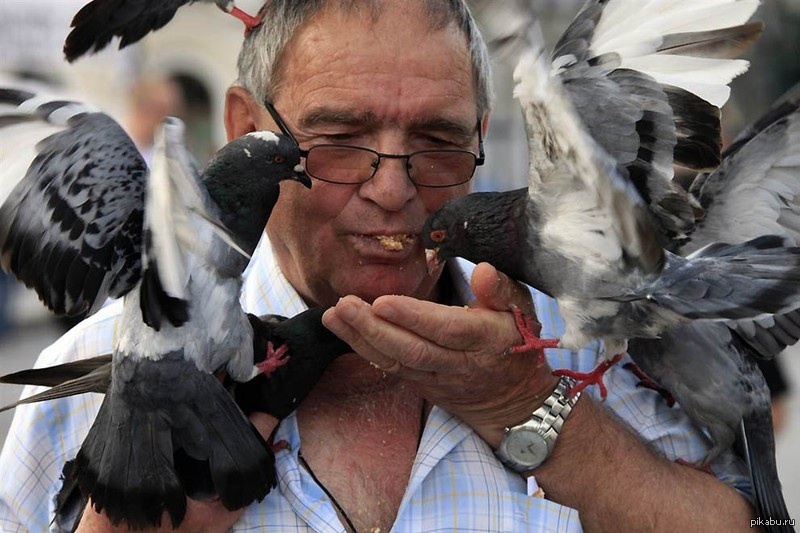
[{"left": 322, "top": 262, "right": 559, "bottom": 448}]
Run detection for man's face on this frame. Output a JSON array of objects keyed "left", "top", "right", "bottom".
[{"left": 250, "top": 3, "right": 481, "bottom": 306}]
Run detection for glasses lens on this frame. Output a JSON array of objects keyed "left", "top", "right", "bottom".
[
  {"left": 306, "top": 145, "right": 377, "bottom": 184},
  {"left": 408, "top": 151, "right": 476, "bottom": 187}
]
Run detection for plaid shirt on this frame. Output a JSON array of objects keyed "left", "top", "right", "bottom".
[{"left": 0, "top": 237, "right": 750, "bottom": 532}]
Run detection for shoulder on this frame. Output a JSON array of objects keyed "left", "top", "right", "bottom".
[{"left": 37, "top": 299, "right": 123, "bottom": 367}]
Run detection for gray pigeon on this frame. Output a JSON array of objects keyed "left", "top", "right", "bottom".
[
  {"left": 63, "top": 0, "right": 262, "bottom": 62},
  {"left": 627, "top": 84, "right": 799, "bottom": 531},
  {"left": 0, "top": 87, "right": 310, "bottom": 529},
  {"left": 422, "top": 0, "right": 800, "bottom": 397},
  {"left": 0, "top": 306, "right": 353, "bottom": 528}
]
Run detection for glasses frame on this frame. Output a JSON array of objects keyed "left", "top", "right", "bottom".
[{"left": 264, "top": 101, "right": 485, "bottom": 188}]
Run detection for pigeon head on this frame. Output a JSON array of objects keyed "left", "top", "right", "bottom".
[
  {"left": 423, "top": 188, "right": 529, "bottom": 274},
  {"left": 202, "top": 130, "right": 310, "bottom": 254}
]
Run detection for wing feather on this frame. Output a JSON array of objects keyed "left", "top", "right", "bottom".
[{"left": 0, "top": 88, "right": 146, "bottom": 316}]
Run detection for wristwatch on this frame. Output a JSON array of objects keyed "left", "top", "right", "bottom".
[{"left": 495, "top": 376, "right": 581, "bottom": 472}]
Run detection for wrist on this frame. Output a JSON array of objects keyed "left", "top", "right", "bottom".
[
  {"left": 495, "top": 376, "right": 581, "bottom": 472},
  {"left": 477, "top": 369, "right": 560, "bottom": 449}
]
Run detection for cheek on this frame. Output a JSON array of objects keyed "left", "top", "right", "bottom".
[
  {"left": 420, "top": 183, "right": 470, "bottom": 214},
  {"left": 272, "top": 180, "right": 352, "bottom": 231}
]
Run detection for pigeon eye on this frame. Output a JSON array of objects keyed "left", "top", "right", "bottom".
[
  {"left": 430, "top": 230, "right": 446, "bottom": 243},
  {"left": 274, "top": 155, "right": 284, "bottom": 164}
]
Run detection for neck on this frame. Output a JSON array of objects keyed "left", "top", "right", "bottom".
[{"left": 307, "top": 353, "right": 413, "bottom": 402}]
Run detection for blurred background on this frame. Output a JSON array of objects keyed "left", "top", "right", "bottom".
[{"left": 0, "top": 0, "right": 798, "bottom": 519}]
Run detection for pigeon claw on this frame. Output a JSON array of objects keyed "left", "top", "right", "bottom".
[
  {"left": 508, "top": 306, "right": 559, "bottom": 366},
  {"left": 256, "top": 341, "right": 291, "bottom": 377},
  {"left": 229, "top": 6, "right": 263, "bottom": 34},
  {"left": 553, "top": 353, "right": 624, "bottom": 399},
  {"left": 622, "top": 362, "right": 676, "bottom": 407},
  {"left": 270, "top": 439, "right": 291, "bottom": 453}
]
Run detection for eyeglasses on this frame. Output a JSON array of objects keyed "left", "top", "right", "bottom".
[{"left": 265, "top": 102, "right": 484, "bottom": 188}]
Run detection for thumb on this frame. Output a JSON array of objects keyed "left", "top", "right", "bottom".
[{"left": 470, "top": 262, "right": 535, "bottom": 314}]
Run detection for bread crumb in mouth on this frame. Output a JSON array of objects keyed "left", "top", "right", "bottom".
[{"left": 375, "top": 234, "right": 413, "bottom": 251}]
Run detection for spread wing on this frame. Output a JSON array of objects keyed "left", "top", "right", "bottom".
[
  {"left": 681, "top": 84, "right": 800, "bottom": 359},
  {"left": 514, "top": 33, "right": 664, "bottom": 278},
  {"left": 552, "top": 0, "right": 761, "bottom": 243},
  {"left": 0, "top": 88, "right": 147, "bottom": 317},
  {"left": 685, "top": 84, "right": 800, "bottom": 250},
  {"left": 64, "top": 0, "right": 194, "bottom": 61}
]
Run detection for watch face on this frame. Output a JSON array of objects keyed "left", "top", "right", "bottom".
[{"left": 505, "top": 428, "right": 549, "bottom": 466}]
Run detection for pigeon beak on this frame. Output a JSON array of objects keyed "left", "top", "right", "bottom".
[
  {"left": 425, "top": 248, "right": 443, "bottom": 276},
  {"left": 292, "top": 164, "right": 312, "bottom": 189}
]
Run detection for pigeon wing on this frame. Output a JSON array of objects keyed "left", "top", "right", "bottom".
[
  {"left": 685, "top": 84, "right": 800, "bottom": 251},
  {"left": 63, "top": 0, "right": 193, "bottom": 61},
  {"left": 513, "top": 42, "right": 663, "bottom": 277},
  {"left": 0, "top": 88, "right": 147, "bottom": 317},
  {"left": 552, "top": 0, "right": 761, "bottom": 243},
  {"left": 681, "top": 84, "right": 800, "bottom": 359}
]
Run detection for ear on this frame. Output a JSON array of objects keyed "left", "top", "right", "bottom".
[
  {"left": 480, "top": 111, "right": 491, "bottom": 137},
  {"left": 225, "top": 86, "right": 265, "bottom": 141}
]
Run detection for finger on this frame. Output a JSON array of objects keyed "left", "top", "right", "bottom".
[
  {"left": 470, "top": 262, "right": 534, "bottom": 314},
  {"left": 322, "top": 300, "right": 441, "bottom": 379},
  {"left": 371, "top": 294, "right": 520, "bottom": 351},
  {"left": 249, "top": 411, "right": 279, "bottom": 439}
]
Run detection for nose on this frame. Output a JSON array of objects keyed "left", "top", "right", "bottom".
[{"left": 358, "top": 152, "right": 417, "bottom": 212}]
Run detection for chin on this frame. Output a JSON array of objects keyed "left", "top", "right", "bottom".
[{"left": 337, "top": 263, "right": 433, "bottom": 302}]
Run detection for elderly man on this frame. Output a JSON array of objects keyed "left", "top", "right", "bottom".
[{"left": 0, "top": 1, "right": 756, "bottom": 531}]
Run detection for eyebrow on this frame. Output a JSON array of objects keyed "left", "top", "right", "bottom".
[{"left": 299, "top": 108, "right": 477, "bottom": 141}]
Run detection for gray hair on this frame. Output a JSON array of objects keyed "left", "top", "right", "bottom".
[{"left": 234, "top": 0, "right": 494, "bottom": 118}]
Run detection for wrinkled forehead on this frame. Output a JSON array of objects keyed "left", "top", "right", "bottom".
[{"left": 272, "top": 0, "right": 474, "bottom": 95}]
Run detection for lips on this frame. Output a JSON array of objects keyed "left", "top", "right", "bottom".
[{"left": 349, "top": 232, "right": 420, "bottom": 260}]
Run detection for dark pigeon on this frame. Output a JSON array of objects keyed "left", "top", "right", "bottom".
[
  {"left": 0, "top": 86, "right": 310, "bottom": 529},
  {"left": 628, "top": 84, "right": 799, "bottom": 531},
  {"left": 63, "top": 0, "right": 262, "bottom": 62}
]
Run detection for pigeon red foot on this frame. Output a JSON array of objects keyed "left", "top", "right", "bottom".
[
  {"left": 256, "top": 342, "right": 291, "bottom": 377},
  {"left": 553, "top": 353, "right": 624, "bottom": 399},
  {"left": 271, "top": 439, "right": 291, "bottom": 453},
  {"left": 227, "top": 6, "right": 263, "bottom": 34},
  {"left": 623, "top": 362, "right": 676, "bottom": 407},
  {"left": 507, "top": 306, "right": 560, "bottom": 366}
]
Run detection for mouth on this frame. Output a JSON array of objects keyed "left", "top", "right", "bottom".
[
  {"left": 348, "top": 232, "right": 419, "bottom": 261},
  {"left": 372, "top": 233, "right": 415, "bottom": 252}
]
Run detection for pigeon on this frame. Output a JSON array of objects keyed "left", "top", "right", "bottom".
[
  {"left": 0, "top": 307, "right": 352, "bottom": 417},
  {"left": 626, "top": 84, "right": 799, "bottom": 531},
  {"left": 422, "top": 0, "right": 800, "bottom": 398},
  {"left": 0, "top": 306, "right": 353, "bottom": 528},
  {"left": 0, "top": 87, "right": 310, "bottom": 529},
  {"left": 63, "top": 0, "right": 262, "bottom": 62}
]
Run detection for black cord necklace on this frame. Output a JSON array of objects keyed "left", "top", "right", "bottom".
[{"left": 298, "top": 401, "right": 427, "bottom": 533}]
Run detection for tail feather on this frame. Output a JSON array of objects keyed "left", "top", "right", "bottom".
[
  {"left": 646, "top": 236, "right": 800, "bottom": 320},
  {"left": 73, "top": 354, "right": 275, "bottom": 529},
  {"left": 0, "top": 354, "right": 111, "bottom": 387},
  {"left": 740, "top": 417, "right": 794, "bottom": 532},
  {"left": 0, "top": 355, "right": 111, "bottom": 413}
]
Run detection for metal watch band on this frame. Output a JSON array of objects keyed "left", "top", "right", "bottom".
[{"left": 495, "top": 376, "right": 581, "bottom": 471}]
